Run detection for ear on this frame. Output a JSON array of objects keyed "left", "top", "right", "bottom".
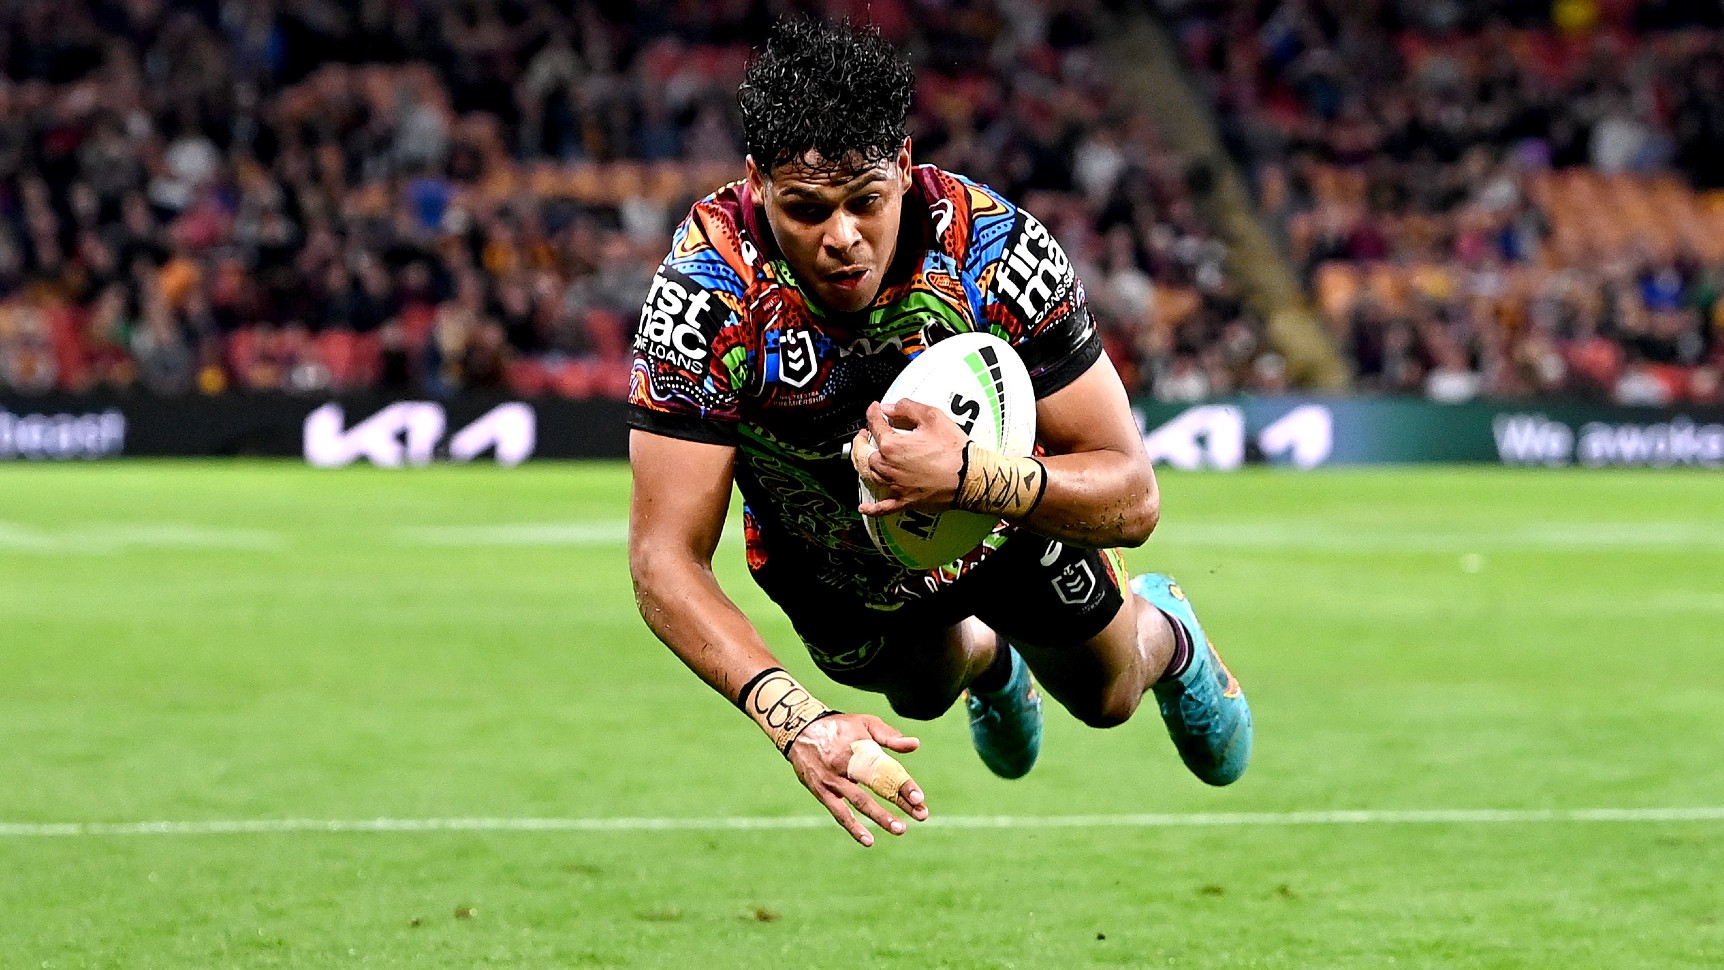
[
  {"left": 895, "top": 138, "right": 913, "bottom": 195},
  {"left": 745, "top": 155, "right": 766, "bottom": 200}
]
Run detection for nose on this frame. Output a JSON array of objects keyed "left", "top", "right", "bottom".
[{"left": 823, "top": 209, "right": 862, "bottom": 256}]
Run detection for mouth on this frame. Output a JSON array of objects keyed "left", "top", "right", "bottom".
[{"left": 824, "top": 266, "right": 869, "bottom": 292}]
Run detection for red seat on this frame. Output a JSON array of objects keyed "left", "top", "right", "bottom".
[
  {"left": 506, "top": 357, "right": 550, "bottom": 397},
  {"left": 316, "top": 329, "right": 360, "bottom": 389},
  {"left": 46, "top": 305, "right": 89, "bottom": 391},
  {"left": 548, "top": 358, "right": 593, "bottom": 398},
  {"left": 584, "top": 309, "right": 629, "bottom": 360},
  {"left": 225, "top": 328, "right": 262, "bottom": 387},
  {"left": 399, "top": 303, "right": 437, "bottom": 352},
  {"left": 592, "top": 358, "right": 632, "bottom": 399}
]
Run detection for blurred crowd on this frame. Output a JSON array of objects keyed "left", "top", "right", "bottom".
[
  {"left": 1165, "top": 0, "right": 1724, "bottom": 405},
  {"left": 0, "top": 0, "right": 1266, "bottom": 403}
]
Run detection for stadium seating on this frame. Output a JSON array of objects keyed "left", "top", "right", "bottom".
[
  {"left": 0, "top": 0, "right": 1258, "bottom": 403},
  {"left": 1165, "top": 0, "right": 1724, "bottom": 402},
  {"left": 7, "top": 0, "right": 1720, "bottom": 404}
]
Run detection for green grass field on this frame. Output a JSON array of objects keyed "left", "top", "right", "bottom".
[{"left": 2, "top": 462, "right": 1720, "bottom": 969}]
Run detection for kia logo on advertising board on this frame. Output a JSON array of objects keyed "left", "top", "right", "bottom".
[{"left": 303, "top": 402, "right": 536, "bottom": 468}]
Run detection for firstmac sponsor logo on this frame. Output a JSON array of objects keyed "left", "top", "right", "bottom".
[
  {"left": 992, "top": 211, "right": 1072, "bottom": 323},
  {"left": 636, "top": 267, "right": 721, "bottom": 365}
]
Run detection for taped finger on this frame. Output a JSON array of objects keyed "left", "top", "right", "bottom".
[
  {"left": 850, "top": 430, "right": 875, "bottom": 476},
  {"left": 847, "top": 739, "right": 914, "bottom": 807}
]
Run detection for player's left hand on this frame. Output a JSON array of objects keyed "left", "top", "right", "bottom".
[
  {"left": 785, "top": 712, "right": 929, "bottom": 847},
  {"left": 852, "top": 400, "right": 968, "bottom": 516}
]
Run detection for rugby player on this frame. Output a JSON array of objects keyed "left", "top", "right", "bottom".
[{"left": 627, "top": 19, "right": 1251, "bottom": 846}]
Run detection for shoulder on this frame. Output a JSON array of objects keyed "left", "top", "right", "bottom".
[
  {"left": 644, "top": 180, "right": 775, "bottom": 350},
  {"left": 922, "top": 169, "right": 1077, "bottom": 329},
  {"left": 918, "top": 170, "right": 1095, "bottom": 392},
  {"left": 664, "top": 181, "right": 766, "bottom": 295},
  {"left": 910, "top": 165, "right": 1022, "bottom": 266},
  {"left": 637, "top": 183, "right": 770, "bottom": 388}
]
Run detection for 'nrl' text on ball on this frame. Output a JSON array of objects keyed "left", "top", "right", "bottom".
[{"left": 638, "top": 270, "right": 715, "bottom": 361}]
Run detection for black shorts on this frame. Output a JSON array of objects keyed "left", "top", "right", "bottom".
[{"left": 749, "top": 531, "right": 1128, "bottom": 688}]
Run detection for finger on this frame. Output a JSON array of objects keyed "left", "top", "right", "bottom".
[
  {"left": 865, "top": 719, "right": 922, "bottom": 752},
  {"left": 866, "top": 445, "right": 896, "bottom": 482},
  {"left": 854, "top": 728, "right": 928, "bottom": 816},
  {"left": 846, "top": 739, "right": 923, "bottom": 817},
  {"left": 886, "top": 399, "right": 937, "bottom": 429},
  {"left": 814, "top": 784, "right": 876, "bottom": 847},
  {"left": 858, "top": 495, "right": 910, "bottom": 516},
  {"left": 865, "top": 401, "right": 895, "bottom": 441},
  {"left": 838, "top": 778, "right": 907, "bottom": 836},
  {"left": 895, "top": 777, "right": 929, "bottom": 820},
  {"left": 850, "top": 429, "right": 875, "bottom": 478}
]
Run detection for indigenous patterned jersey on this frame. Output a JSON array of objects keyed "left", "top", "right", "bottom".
[{"left": 628, "top": 164, "right": 1101, "bottom": 610}]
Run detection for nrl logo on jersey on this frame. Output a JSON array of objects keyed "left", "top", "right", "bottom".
[
  {"left": 636, "top": 267, "right": 721, "bottom": 365},
  {"left": 777, "top": 327, "right": 819, "bottom": 388}
]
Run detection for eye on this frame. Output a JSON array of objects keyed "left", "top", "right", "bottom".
[
  {"left": 787, "top": 204, "right": 828, "bottom": 223},
  {"left": 850, "top": 194, "right": 881, "bottom": 212}
]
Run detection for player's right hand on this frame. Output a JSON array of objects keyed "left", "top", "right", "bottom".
[
  {"left": 851, "top": 400, "right": 968, "bottom": 516},
  {"left": 784, "top": 713, "right": 928, "bottom": 846}
]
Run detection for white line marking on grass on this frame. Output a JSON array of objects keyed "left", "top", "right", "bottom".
[
  {"left": 5, "top": 807, "right": 1723, "bottom": 837},
  {"left": 0, "top": 522, "right": 285, "bottom": 554}
]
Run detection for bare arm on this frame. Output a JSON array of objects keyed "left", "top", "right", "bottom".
[
  {"left": 627, "top": 430, "right": 775, "bottom": 699},
  {"left": 627, "top": 429, "right": 929, "bottom": 844},
  {"left": 854, "top": 353, "right": 1159, "bottom": 548}
]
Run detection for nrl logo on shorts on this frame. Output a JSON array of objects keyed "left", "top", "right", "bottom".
[
  {"left": 779, "top": 328, "right": 818, "bottom": 388},
  {"left": 1052, "top": 561, "right": 1097, "bottom": 606}
]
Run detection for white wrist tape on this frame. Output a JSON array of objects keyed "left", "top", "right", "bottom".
[
  {"left": 954, "top": 443, "right": 1048, "bottom": 518},
  {"left": 738, "top": 668, "right": 834, "bottom": 754}
]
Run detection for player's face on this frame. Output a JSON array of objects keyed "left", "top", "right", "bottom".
[{"left": 748, "top": 142, "right": 912, "bottom": 314}]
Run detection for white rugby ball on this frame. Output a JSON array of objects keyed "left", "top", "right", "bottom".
[{"left": 861, "top": 331, "right": 1036, "bottom": 569}]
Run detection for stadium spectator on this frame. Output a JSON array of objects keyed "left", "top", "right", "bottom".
[
  {"left": 1167, "top": 0, "right": 1724, "bottom": 404},
  {"left": 0, "top": 0, "right": 1255, "bottom": 403}
]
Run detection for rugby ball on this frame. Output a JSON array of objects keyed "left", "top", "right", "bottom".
[{"left": 861, "top": 331, "right": 1036, "bottom": 568}]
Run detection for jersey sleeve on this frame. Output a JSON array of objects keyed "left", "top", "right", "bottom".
[
  {"left": 626, "top": 208, "right": 749, "bottom": 446},
  {"left": 967, "top": 185, "right": 1103, "bottom": 397}
]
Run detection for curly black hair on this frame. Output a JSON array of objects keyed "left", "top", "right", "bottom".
[{"left": 738, "top": 19, "right": 914, "bottom": 176}]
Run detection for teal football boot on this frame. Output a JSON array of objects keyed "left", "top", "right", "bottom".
[
  {"left": 1133, "top": 573, "right": 1252, "bottom": 786},
  {"left": 965, "top": 645, "right": 1042, "bottom": 779}
]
